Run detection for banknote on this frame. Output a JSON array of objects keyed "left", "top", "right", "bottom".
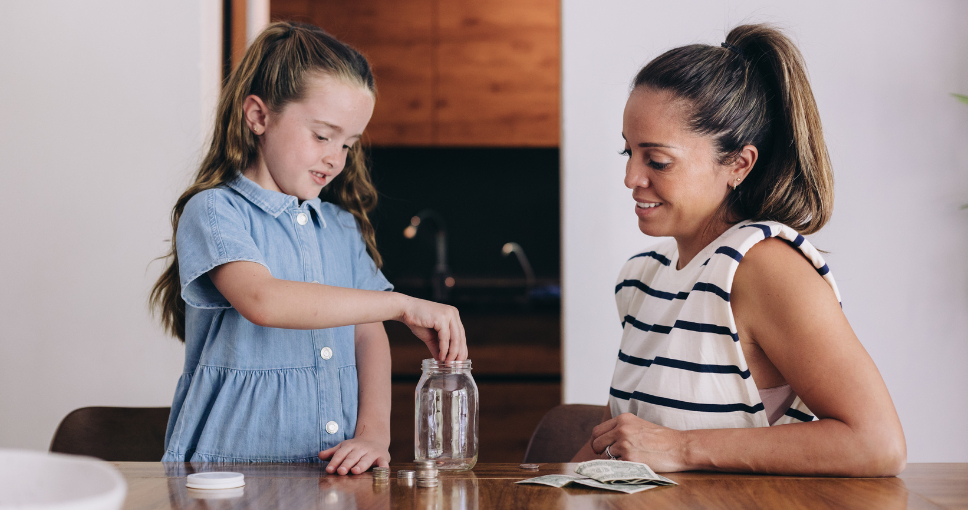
[
  {"left": 576, "top": 460, "right": 677, "bottom": 486},
  {"left": 515, "top": 475, "right": 659, "bottom": 494}
]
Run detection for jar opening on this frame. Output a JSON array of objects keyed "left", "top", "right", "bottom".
[{"left": 421, "top": 359, "right": 472, "bottom": 371}]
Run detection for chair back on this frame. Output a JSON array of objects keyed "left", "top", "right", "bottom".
[
  {"left": 49, "top": 406, "right": 170, "bottom": 462},
  {"left": 522, "top": 404, "right": 606, "bottom": 463}
]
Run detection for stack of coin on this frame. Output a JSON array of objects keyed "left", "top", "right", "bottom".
[
  {"left": 372, "top": 466, "right": 390, "bottom": 483},
  {"left": 414, "top": 460, "right": 439, "bottom": 488},
  {"left": 397, "top": 469, "right": 415, "bottom": 487}
]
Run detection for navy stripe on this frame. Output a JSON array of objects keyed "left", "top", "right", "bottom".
[
  {"left": 741, "top": 223, "right": 774, "bottom": 239},
  {"left": 715, "top": 246, "right": 743, "bottom": 262},
  {"left": 629, "top": 251, "right": 672, "bottom": 266},
  {"left": 622, "top": 315, "right": 673, "bottom": 334},
  {"left": 653, "top": 356, "right": 750, "bottom": 379},
  {"left": 615, "top": 279, "right": 688, "bottom": 300},
  {"left": 784, "top": 408, "right": 815, "bottom": 422},
  {"left": 610, "top": 387, "right": 765, "bottom": 414},
  {"left": 792, "top": 234, "right": 805, "bottom": 247},
  {"left": 691, "top": 281, "right": 730, "bottom": 302},
  {"left": 700, "top": 258, "right": 710, "bottom": 267},
  {"left": 617, "top": 350, "right": 653, "bottom": 367},
  {"left": 817, "top": 264, "right": 830, "bottom": 276},
  {"left": 673, "top": 320, "right": 739, "bottom": 342}
]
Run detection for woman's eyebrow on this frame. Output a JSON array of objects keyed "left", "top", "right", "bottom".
[{"left": 638, "top": 142, "right": 677, "bottom": 149}]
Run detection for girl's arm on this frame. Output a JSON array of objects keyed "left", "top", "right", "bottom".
[
  {"left": 318, "top": 322, "right": 391, "bottom": 474},
  {"left": 209, "top": 260, "right": 467, "bottom": 360},
  {"left": 585, "top": 239, "right": 906, "bottom": 476}
]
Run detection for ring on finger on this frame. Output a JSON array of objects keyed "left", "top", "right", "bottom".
[{"left": 605, "top": 445, "right": 617, "bottom": 460}]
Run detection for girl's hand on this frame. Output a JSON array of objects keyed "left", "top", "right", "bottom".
[
  {"left": 318, "top": 438, "right": 390, "bottom": 475},
  {"left": 400, "top": 297, "right": 468, "bottom": 361},
  {"left": 590, "top": 412, "right": 688, "bottom": 472}
]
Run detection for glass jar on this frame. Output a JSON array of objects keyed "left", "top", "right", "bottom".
[{"left": 414, "top": 359, "right": 478, "bottom": 470}]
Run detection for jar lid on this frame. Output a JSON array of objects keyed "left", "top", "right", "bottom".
[
  {"left": 186, "top": 472, "right": 245, "bottom": 490},
  {"left": 421, "top": 359, "right": 472, "bottom": 370}
]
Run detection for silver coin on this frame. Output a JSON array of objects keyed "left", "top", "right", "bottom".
[
  {"left": 416, "top": 480, "right": 439, "bottom": 488},
  {"left": 519, "top": 463, "right": 540, "bottom": 470},
  {"left": 397, "top": 470, "right": 416, "bottom": 478}
]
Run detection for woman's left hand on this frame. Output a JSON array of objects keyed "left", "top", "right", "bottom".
[{"left": 590, "top": 412, "right": 688, "bottom": 472}]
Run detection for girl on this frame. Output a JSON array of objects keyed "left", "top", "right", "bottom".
[
  {"left": 150, "top": 22, "right": 467, "bottom": 473},
  {"left": 571, "top": 24, "right": 906, "bottom": 476}
]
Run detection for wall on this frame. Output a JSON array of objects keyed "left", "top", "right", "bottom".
[
  {"left": 0, "top": 1, "right": 221, "bottom": 450},
  {"left": 562, "top": 0, "right": 968, "bottom": 462}
]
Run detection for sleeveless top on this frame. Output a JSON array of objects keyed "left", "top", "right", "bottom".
[{"left": 608, "top": 220, "right": 841, "bottom": 430}]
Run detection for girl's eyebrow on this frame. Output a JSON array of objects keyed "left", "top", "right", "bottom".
[{"left": 313, "top": 119, "right": 363, "bottom": 139}]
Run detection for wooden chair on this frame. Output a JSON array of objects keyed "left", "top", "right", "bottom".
[
  {"left": 522, "top": 404, "right": 607, "bottom": 463},
  {"left": 49, "top": 407, "right": 171, "bottom": 462}
]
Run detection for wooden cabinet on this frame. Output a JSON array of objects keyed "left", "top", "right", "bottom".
[{"left": 271, "top": 0, "right": 559, "bottom": 147}]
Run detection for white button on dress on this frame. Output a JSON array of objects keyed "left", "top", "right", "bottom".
[
  {"left": 325, "top": 421, "right": 339, "bottom": 434},
  {"left": 320, "top": 347, "right": 333, "bottom": 360},
  {"left": 296, "top": 213, "right": 309, "bottom": 225}
]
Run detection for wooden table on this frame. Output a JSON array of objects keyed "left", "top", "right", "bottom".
[{"left": 115, "top": 462, "right": 968, "bottom": 509}]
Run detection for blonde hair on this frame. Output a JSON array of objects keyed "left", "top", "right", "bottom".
[
  {"left": 633, "top": 24, "right": 834, "bottom": 234},
  {"left": 150, "top": 21, "right": 382, "bottom": 341}
]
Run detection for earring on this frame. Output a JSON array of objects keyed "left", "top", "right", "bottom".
[{"left": 731, "top": 178, "right": 741, "bottom": 190}]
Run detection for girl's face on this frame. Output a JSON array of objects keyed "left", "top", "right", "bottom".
[
  {"left": 244, "top": 73, "right": 375, "bottom": 200},
  {"left": 622, "top": 87, "right": 749, "bottom": 245}
]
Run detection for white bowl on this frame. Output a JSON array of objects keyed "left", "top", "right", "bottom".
[{"left": 0, "top": 449, "right": 126, "bottom": 510}]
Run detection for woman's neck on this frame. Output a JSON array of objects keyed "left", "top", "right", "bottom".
[{"left": 674, "top": 217, "right": 734, "bottom": 270}]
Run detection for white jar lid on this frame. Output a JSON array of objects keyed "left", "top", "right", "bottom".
[{"left": 186, "top": 472, "right": 245, "bottom": 490}]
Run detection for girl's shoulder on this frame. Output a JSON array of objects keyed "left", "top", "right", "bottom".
[{"left": 182, "top": 185, "right": 249, "bottom": 219}]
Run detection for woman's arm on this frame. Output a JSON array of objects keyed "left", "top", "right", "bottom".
[
  {"left": 319, "top": 322, "right": 391, "bottom": 474},
  {"left": 589, "top": 239, "right": 906, "bottom": 476},
  {"left": 209, "top": 260, "right": 467, "bottom": 360}
]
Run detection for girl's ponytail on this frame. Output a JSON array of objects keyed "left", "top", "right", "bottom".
[
  {"left": 633, "top": 23, "right": 834, "bottom": 234},
  {"left": 150, "top": 22, "right": 381, "bottom": 341}
]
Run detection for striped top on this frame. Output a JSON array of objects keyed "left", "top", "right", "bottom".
[{"left": 608, "top": 220, "right": 841, "bottom": 430}]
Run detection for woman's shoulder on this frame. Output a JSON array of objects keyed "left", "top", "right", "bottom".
[{"left": 729, "top": 221, "right": 841, "bottom": 305}]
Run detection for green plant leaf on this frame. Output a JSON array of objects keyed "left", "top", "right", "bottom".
[{"left": 954, "top": 93, "right": 968, "bottom": 105}]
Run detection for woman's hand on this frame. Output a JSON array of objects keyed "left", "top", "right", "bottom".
[
  {"left": 318, "top": 438, "right": 390, "bottom": 475},
  {"left": 590, "top": 413, "right": 688, "bottom": 472},
  {"left": 399, "top": 296, "right": 467, "bottom": 361}
]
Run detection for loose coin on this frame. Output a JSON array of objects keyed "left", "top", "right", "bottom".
[{"left": 519, "top": 463, "right": 540, "bottom": 470}]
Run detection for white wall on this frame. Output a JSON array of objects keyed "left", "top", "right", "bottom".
[
  {"left": 0, "top": 1, "right": 220, "bottom": 450},
  {"left": 562, "top": 0, "right": 968, "bottom": 462}
]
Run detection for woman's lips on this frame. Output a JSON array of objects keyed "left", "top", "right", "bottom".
[{"left": 635, "top": 201, "right": 661, "bottom": 217}]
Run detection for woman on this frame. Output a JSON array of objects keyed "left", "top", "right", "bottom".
[{"left": 571, "top": 24, "right": 906, "bottom": 476}]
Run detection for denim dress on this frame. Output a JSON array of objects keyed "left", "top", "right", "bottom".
[{"left": 162, "top": 174, "right": 392, "bottom": 462}]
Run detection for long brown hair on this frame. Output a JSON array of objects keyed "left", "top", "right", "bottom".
[
  {"left": 633, "top": 23, "right": 834, "bottom": 234},
  {"left": 150, "top": 21, "right": 382, "bottom": 341}
]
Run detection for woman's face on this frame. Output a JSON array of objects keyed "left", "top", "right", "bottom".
[{"left": 622, "top": 87, "right": 740, "bottom": 242}]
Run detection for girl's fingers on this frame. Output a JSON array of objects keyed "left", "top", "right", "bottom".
[
  {"left": 318, "top": 445, "right": 337, "bottom": 460},
  {"left": 437, "top": 323, "right": 451, "bottom": 360},
  {"left": 335, "top": 448, "right": 367, "bottom": 476},
  {"left": 324, "top": 445, "right": 349, "bottom": 473},
  {"left": 351, "top": 452, "right": 378, "bottom": 474}
]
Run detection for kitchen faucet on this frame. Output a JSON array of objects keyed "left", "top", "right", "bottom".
[{"left": 403, "top": 209, "right": 451, "bottom": 302}]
